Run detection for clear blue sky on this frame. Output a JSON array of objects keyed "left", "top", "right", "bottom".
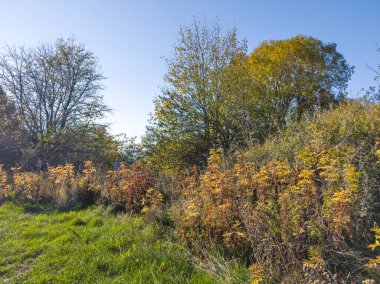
[{"left": 1, "top": 0, "right": 379, "bottom": 138}]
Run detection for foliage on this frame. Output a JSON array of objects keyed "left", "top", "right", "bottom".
[
  {"left": 0, "top": 164, "right": 11, "bottom": 199},
  {"left": 141, "top": 187, "right": 164, "bottom": 227},
  {"left": 117, "top": 135, "right": 144, "bottom": 164},
  {"left": 245, "top": 35, "right": 353, "bottom": 128},
  {"left": 13, "top": 168, "right": 47, "bottom": 202},
  {"left": 145, "top": 20, "right": 247, "bottom": 173},
  {"left": 247, "top": 100, "right": 380, "bottom": 226},
  {"left": 57, "top": 124, "right": 121, "bottom": 169},
  {"left": 10, "top": 164, "right": 77, "bottom": 207},
  {"left": 368, "top": 227, "right": 380, "bottom": 269},
  {"left": 367, "top": 142, "right": 380, "bottom": 273},
  {"left": 146, "top": 25, "right": 353, "bottom": 174},
  {"left": 79, "top": 161, "right": 99, "bottom": 188},
  {"left": 1, "top": 99, "right": 379, "bottom": 282},
  {"left": 48, "top": 164, "right": 76, "bottom": 208},
  {"left": 19, "top": 118, "right": 121, "bottom": 170},
  {"left": 175, "top": 149, "right": 248, "bottom": 254},
  {"left": 175, "top": 111, "right": 373, "bottom": 282},
  {"left": 1, "top": 159, "right": 167, "bottom": 217},
  {"left": 105, "top": 162, "right": 159, "bottom": 213}
]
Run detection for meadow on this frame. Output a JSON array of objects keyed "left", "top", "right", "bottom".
[{"left": 0, "top": 202, "right": 250, "bottom": 283}]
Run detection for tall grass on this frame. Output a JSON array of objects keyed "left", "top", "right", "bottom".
[{"left": 0, "top": 202, "right": 250, "bottom": 283}]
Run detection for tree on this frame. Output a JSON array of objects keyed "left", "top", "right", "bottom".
[
  {"left": 0, "top": 86, "right": 21, "bottom": 167},
  {"left": 244, "top": 35, "right": 353, "bottom": 136},
  {"left": 145, "top": 20, "right": 247, "bottom": 173},
  {"left": 0, "top": 39, "right": 109, "bottom": 167},
  {"left": 117, "top": 135, "right": 143, "bottom": 165},
  {"left": 57, "top": 124, "right": 121, "bottom": 169},
  {"left": 145, "top": 31, "right": 353, "bottom": 173},
  {"left": 365, "top": 48, "right": 380, "bottom": 103}
]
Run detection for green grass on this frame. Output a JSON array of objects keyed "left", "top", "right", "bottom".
[{"left": 0, "top": 202, "right": 249, "bottom": 283}]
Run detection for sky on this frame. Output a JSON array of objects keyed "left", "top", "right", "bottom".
[{"left": 1, "top": 0, "right": 379, "bottom": 139}]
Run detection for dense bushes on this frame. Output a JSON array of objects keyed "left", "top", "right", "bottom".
[
  {"left": 247, "top": 100, "right": 380, "bottom": 228},
  {"left": 173, "top": 100, "right": 380, "bottom": 282},
  {"left": 175, "top": 137, "right": 363, "bottom": 281},
  {"left": 105, "top": 162, "right": 162, "bottom": 213},
  {"left": 173, "top": 149, "right": 249, "bottom": 254},
  {"left": 0, "top": 162, "right": 163, "bottom": 215},
  {"left": 1, "top": 100, "right": 379, "bottom": 283}
]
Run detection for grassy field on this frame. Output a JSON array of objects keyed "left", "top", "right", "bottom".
[{"left": 0, "top": 202, "right": 249, "bottom": 284}]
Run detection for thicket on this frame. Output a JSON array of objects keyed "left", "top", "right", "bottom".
[{"left": 1, "top": 100, "right": 380, "bottom": 283}]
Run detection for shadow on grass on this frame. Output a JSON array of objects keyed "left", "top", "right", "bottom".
[
  {"left": 9, "top": 199, "right": 89, "bottom": 214},
  {"left": 5, "top": 198, "right": 129, "bottom": 217}
]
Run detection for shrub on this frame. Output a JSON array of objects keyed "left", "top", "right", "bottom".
[
  {"left": 105, "top": 162, "right": 157, "bottom": 213},
  {"left": 141, "top": 187, "right": 164, "bottom": 227},
  {"left": 248, "top": 100, "right": 380, "bottom": 226},
  {"left": 77, "top": 161, "right": 102, "bottom": 205},
  {"left": 12, "top": 168, "right": 46, "bottom": 202},
  {"left": 48, "top": 164, "right": 76, "bottom": 208},
  {"left": 176, "top": 121, "right": 365, "bottom": 282},
  {"left": 368, "top": 227, "right": 380, "bottom": 269},
  {"left": 0, "top": 164, "right": 11, "bottom": 199},
  {"left": 174, "top": 149, "right": 249, "bottom": 255}
]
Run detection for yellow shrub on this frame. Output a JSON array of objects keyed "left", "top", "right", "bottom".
[
  {"left": 0, "top": 165, "right": 11, "bottom": 199},
  {"left": 141, "top": 187, "right": 164, "bottom": 227},
  {"left": 48, "top": 164, "right": 75, "bottom": 186},
  {"left": 48, "top": 164, "right": 76, "bottom": 207},
  {"left": 12, "top": 167, "right": 46, "bottom": 201},
  {"left": 248, "top": 263, "right": 265, "bottom": 284},
  {"left": 178, "top": 131, "right": 363, "bottom": 279},
  {"left": 178, "top": 149, "right": 251, "bottom": 252},
  {"left": 78, "top": 161, "right": 102, "bottom": 192},
  {"left": 106, "top": 162, "right": 156, "bottom": 212},
  {"left": 297, "top": 124, "right": 361, "bottom": 243},
  {"left": 368, "top": 227, "right": 380, "bottom": 269}
]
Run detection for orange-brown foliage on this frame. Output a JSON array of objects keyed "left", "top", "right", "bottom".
[
  {"left": 176, "top": 124, "right": 363, "bottom": 279},
  {"left": 0, "top": 165, "right": 10, "bottom": 199},
  {"left": 106, "top": 162, "right": 157, "bottom": 212}
]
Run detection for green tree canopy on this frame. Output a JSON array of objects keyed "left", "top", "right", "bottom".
[
  {"left": 145, "top": 20, "right": 247, "bottom": 173},
  {"left": 145, "top": 30, "right": 353, "bottom": 173},
  {"left": 245, "top": 35, "right": 353, "bottom": 135}
]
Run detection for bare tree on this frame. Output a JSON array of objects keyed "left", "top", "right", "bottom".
[
  {"left": 0, "top": 38, "right": 108, "bottom": 141},
  {"left": 0, "top": 39, "right": 110, "bottom": 167},
  {"left": 0, "top": 86, "right": 21, "bottom": 166}
]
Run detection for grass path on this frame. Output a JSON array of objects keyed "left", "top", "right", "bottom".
[{"left": 0, "top": 202, "right": 226, "bottom": 283}]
